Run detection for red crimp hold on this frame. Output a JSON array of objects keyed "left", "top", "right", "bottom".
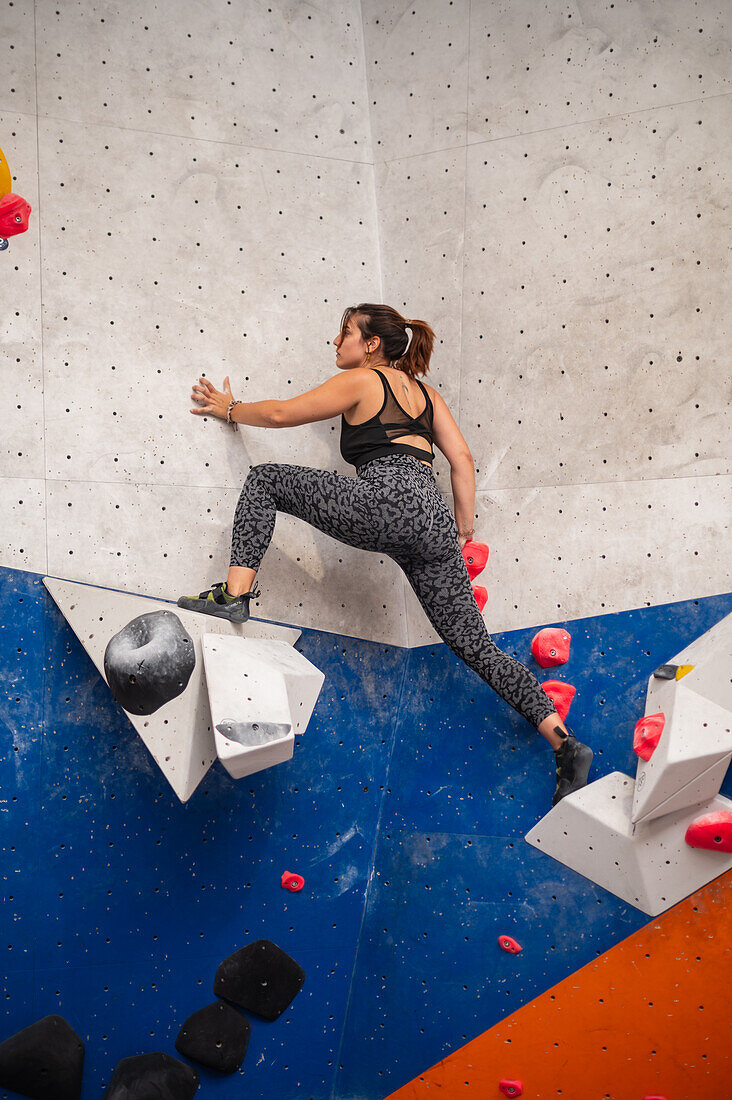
[
  {"left": 540, "top": 680, "right": 576, "bottom": 722},
  {"left": 531, "top": 627, "right": 571, "bottom": 668},
  {"left": 472, "top": 584, "right": 488, "bottom": 612},
  {"left": 281, "top": 871, "right": 304, "bottom": 892},
  {"left": 0, "top": 193, "right": 32, "bottom": 238},
  {"left": 643, "top": 1095, "right": 668, "bottom": 1099},
  {"left": 633, "top": 713, "right": 665, "bottom": 762},
  {"left": 498, "top": 935, "right": 522, "bottom": 954},
  {"left": 461, "top": 540, "right": 489, "bottom": 581},
  {"left": 499, "top": 1081, "right": 523, "bottom": 1097},
  {"left": 685, "top": 811, "right": 732, "bottom": 854}
]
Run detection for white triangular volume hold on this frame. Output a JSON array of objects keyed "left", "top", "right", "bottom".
[
  {"left": 201, "top": 636, "right": 325, "bottom": 780},
  {"left": 633, "top": 684, "right": 732, "bottom": 826},
  {"left": 42, "top": 577, "right": 301, "bottom": 803},
  {"left": 525, "top": 771, "right": 732, "bottom": 917}
]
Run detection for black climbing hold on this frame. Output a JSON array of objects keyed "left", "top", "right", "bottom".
[
  {"left": 104, "top": 610, "right": 196, "bottom": 715},
  {"left": 213, "top": 938, "right": 306, "bottom": 1021},
  {"left": 653, "top": 663, "right": 678, "bottom": 680},
  {"left": 102, "top": 1052, "right": 199, "bottom": 1098},
  {"left": 0, "top": 1014, "right": 84, "bottom": 1100},
  {"left": 175, "top": 1001, "right": 250, "bottom": 1074}
]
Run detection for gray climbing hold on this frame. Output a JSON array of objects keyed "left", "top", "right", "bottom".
[
  {"left": 103, "top": 610, "right": 195, "bottom": 715},
  {"left": 653, "top": 663, "right": 678, "bottom": 680},
  {"left": 216, "top": 719, "right": 291, "bottom": 747}
]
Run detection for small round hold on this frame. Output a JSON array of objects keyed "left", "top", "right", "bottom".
[
  {"left": 281, "top": 871, "right": 304, "bottom": 892},
  {"left": 498, "top": 935, "right": 522, "bottom": 954},
  {"left": 0, "top": 238, "right": 8, "bottom": 251}
]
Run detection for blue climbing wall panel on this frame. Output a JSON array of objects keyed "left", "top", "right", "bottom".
[{"left": 1, "top": 565, "right": 731, "bottom": 1099}]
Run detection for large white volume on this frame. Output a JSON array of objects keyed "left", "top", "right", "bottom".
[
  {"left": 42, "top": 577, "right": 301, "bottom": 802},
  {"left": 526, "top": 772, "right": 732, "bottom": 916}
]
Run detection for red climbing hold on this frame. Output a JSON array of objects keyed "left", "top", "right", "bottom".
[
  {"left": 685, "top": 811, "right": 732, "bottom": 853},
  {"left": 498, "top": 935, "right": 522, "bottom": 954},
  {"left": 472, "top": 584, "right": 488, "bottom": 612},
  {"left": 633, "top": 713, "right": 665, "bottom": 762},
  {"left": 281, "top": 871, "right": 304, "bottom": 892},
  {"left": 643, "top": 1095, "right": 668, "bottom": 1099},
  {"left": 462, "top": 540, "right": 489, "bottom": 581},
  {"left": 540, "top": 680, "right": 576, "bottom": 722},
  {"left": 499, "top": 1080, "right": 523, "bottom": 1097},
  {"left": 0, "top": 193, "right": 32, "bottom": 237},
  {"left": 531, "top": 627, "right": 571, "bottom": 668}
]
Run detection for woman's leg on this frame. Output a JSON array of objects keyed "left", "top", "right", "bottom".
[
  {"left": 396, "top": 548, "right": 559, "bottom": 732},
  {"left": 225, "top": 458, "right": 590, "bottom": 800},
  {"left": 226, "top": 565, "right": 258, "bottom": 595},
  {"left": 228, "top": 461, "right": 400, "bottom": 581},
  {"left": 230, "top": 461, "right": 556, "bottom": 729}
]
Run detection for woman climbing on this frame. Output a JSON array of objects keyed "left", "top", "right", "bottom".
[{"left": 177, "top": 303, "right": 592, "bottom": 807}]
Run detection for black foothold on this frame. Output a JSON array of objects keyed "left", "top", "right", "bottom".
[
  {"left": 214, "top": 939, "right": 305, "bottom": 1021},
  {"left": 0, "top": 1014, "right": 84, "bottom": 1100},
  {"left": 102, "top": 1051, "right": 199, "bottom": 1099},
  {"left": 175, "top": 1001, "right": 250, "bottom": 1074}
]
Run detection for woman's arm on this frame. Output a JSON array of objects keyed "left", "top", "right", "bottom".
[
  {"left": 191, "top": 371, "right": 366, "bottom": 428},
  {"left": 229, "top": 399, "right": 281, "bottom": 427},
  {"left": 272, "top": 369, "right": 368, "bottom": 427},
  {"left": 450, "top": 457, "right": 476, "bottom": 544}
]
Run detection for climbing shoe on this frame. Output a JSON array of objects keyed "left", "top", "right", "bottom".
[
  {"left": 552, "top": 732, "right": 593, "bottom": 807},
  {"left": 177, "top": 580, "right": 261, "bottom": 624}
]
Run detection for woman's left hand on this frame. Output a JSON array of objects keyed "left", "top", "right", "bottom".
[{"left": 190, "top": 376, "right": 235, "bottom": 420}]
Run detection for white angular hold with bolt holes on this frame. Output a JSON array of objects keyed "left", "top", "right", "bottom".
[
  {"left": 631, "top": 685, "right": 732, "bottom": 825},
  {"left": 632, "top": 612, "right": 732, "bottom": 825},
  {"left": 202, "top": 635, "right": 325, "bottom": 779},
  {"left": 42, "top": 577, "right": 302, "bottom": 802},
  {"left": 525, "top": 771, "right": 732, "bottom": 916}
]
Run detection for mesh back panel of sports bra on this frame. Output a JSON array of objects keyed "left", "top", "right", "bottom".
[{"left": 340, "top": 369, "right": 435, "bottom": 469}]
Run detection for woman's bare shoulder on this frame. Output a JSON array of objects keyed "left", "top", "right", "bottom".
[{"left": 420, "top": 379, "right": 442, "bottom": 403}]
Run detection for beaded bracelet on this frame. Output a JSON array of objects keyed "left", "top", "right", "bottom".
[{"left": 226, "top": 400, "right": 241, "bottom": 431}]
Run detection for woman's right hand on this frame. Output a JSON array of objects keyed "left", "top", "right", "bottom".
[{"left": 458, "top": 532, "right": 474, "bottom": 551}]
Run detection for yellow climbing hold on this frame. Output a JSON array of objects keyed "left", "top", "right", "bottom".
[
  {"left": 0, "top": 146, "right": 11, "bottom": 199},
  {"left": 676, "top": 664, "right": 695, "bottom": 679}
]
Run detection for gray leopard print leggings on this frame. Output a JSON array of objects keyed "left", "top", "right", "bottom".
[{"left": 230, "top": 453, "right": 557, "bottom": 730}]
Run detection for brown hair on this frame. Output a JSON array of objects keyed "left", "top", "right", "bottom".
[{"left": 339, "top": 303, "right": 435, "bottom": 380}]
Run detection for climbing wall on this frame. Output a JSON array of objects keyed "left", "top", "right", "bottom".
[
  {"left": 2, "top": 564, "right": 731, "bottom": 1097},
  {"left": 2, "top": 0, "right": 730, "bottom": 1095}
]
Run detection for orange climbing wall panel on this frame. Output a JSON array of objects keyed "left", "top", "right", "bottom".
[{"left": 386, "top": 869, "right": 732, "bottom": 1099}]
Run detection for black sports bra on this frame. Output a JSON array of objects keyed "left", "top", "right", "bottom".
[{"left": 339, "top": 369, "right": 435, "bottom": 470}]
